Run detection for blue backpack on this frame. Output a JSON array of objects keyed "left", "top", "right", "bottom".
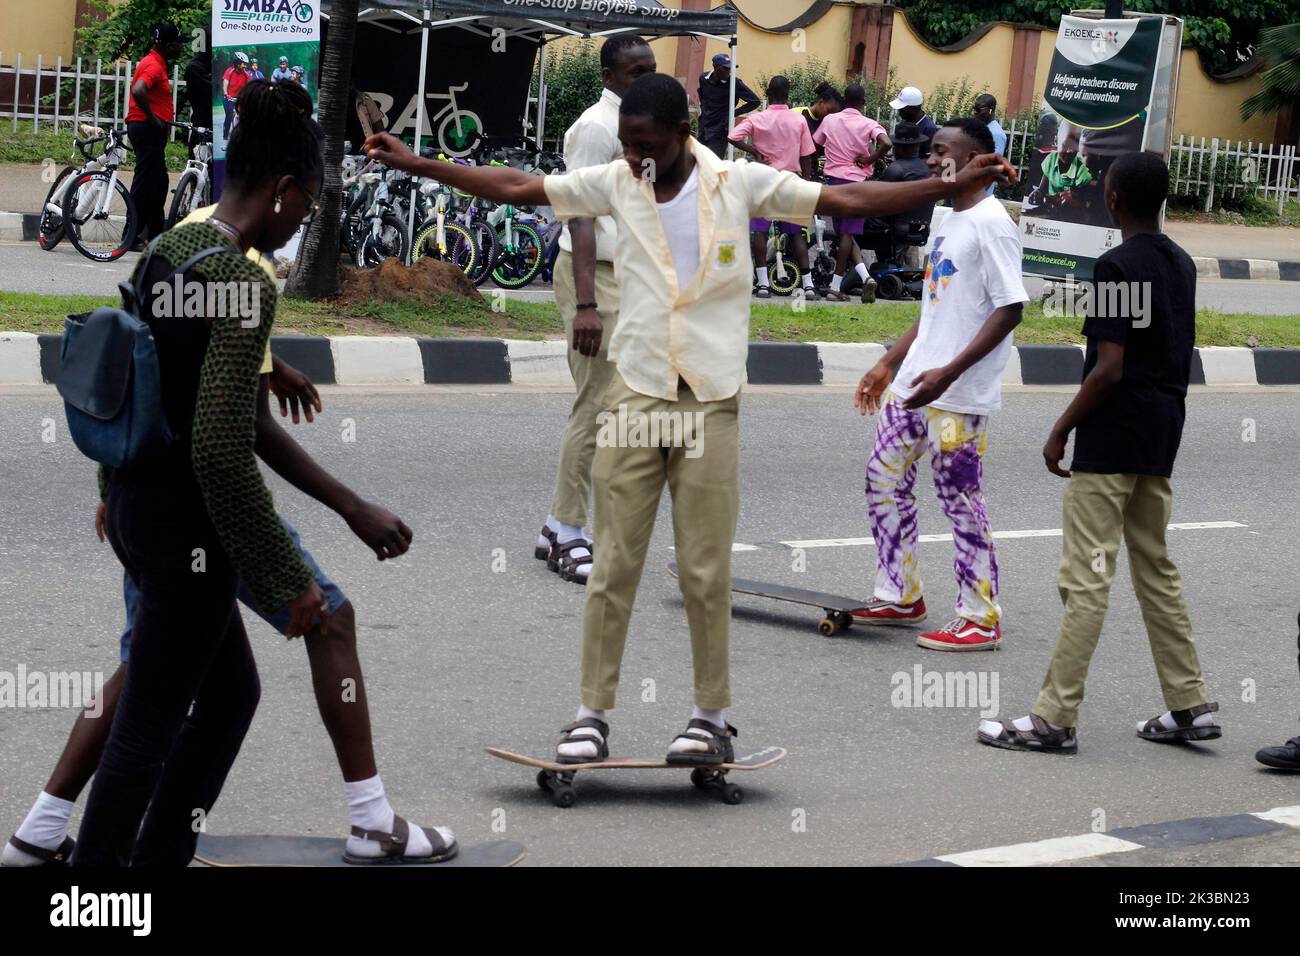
[{"left": 58, "top": 237, "right": 234, "bottom": 468}]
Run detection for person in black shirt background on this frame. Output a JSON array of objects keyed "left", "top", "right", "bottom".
[
  {"left": 978, "top": 151, "right": 1221, "bottom": 754},
  {"left": 696, "top": 52, "right": 759, "bottom": 158},
  {"left": 184, "top": 26, "right": 213, "bottom": 156}
]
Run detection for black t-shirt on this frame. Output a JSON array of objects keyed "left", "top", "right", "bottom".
[{"left": 1071, "top": 233, "right": 1196, "bottom": 477}]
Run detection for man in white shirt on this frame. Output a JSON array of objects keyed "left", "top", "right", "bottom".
[
  {"left": 852, "top": 118, "right": 1028, "bottom": 653},
  {"left": 536, "top": 36, "right": 656, "bottom": 589},
  {"left": 364, "top": 76, "right": 1014, "bottom": 765}
]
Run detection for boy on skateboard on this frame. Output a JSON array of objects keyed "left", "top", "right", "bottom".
[
  {"left": 979, "top": 152, "right": 1220, "bottom": 753},
  {"left": 853, "top": 118, "right": 1027, "bottom": 652},
  {"left": 363, "top": 75, "right": 1013, "bottom": 766}
]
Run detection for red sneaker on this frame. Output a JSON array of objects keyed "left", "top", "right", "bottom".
[
  {"left": 917, "top": 618, "right": 1001, "bottom": 652},
  {"left": 851, "top": 597, "right": 927, "bottom": 626}
]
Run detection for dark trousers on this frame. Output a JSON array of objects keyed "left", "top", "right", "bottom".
[
  {"left": 127, "top": 121, "right": 168, "bottom": 242},
  {"left": 72, "top": 471, "right": 260, "bottom": 866},
  {"left": 222, "top": 97, "right": 238, "bottom": 142},
  {"left": 702, "top": 137, "right": 729, "bottom": 159}
]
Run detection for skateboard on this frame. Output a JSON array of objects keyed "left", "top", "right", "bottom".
[
  {"left": 487, "top": 746, "right": 786, "bottom": 808},
  {"left": 668, "top": 562, "right": 865, "bottom": 636},
  {"left": 193, "top": 835, "right": 525, "bottom": 868}
]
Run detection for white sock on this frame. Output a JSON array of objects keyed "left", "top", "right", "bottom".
[
  {"left": 554, "top": 523, "right": 592, "bottom": 576},
  {"left": 1138, "top": 710, "right": 1215, "bottom": 732},
  {"left": 557, "top": 704, "right": 607, "bottom": 759},
  {"left": 854, "top": 262, "right": 869, "bottom": 282},
  {"left": 545, "top": 515, "right": 561, "bottom": 534},
  {"left": 979, "top": 714, "right": 1065, "bottom": 738},
  {"left": 539, "top": 515, "right": 561, "bottom": 549},
  {"left": 755, "top": 266, "right": 769, "bottom": 286},
  {"left": 1, "top": 792, "right": 75, "bottom": 866},
  {"left": 801, "top": 273, "right": 813, "bottom": 289},
  {"left": 343, "top": 774, "right": 452, "bottom": 860},
  {"left": 668, "top": 707, "right": 728, "bottom": 754}
]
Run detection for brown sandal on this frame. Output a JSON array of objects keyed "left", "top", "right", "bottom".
[
  {"left": 535, "top": 524, "right": 558, "bottom": 562},
  {"left": 665, "top": 719, "right": 738, "bottom": 766},
  {"left": 1137, "top": 702, "right": 1221, "bottom": 742},
  {"left": 556, "top": 716, "right": 610, "bottom": 765},
  {"left": 556, "top": 538, "right": 594, "bottom": 585},
  {"left": 978, "top": 714, "right": 1077, "bottom": 754},
  {"left": 343, "top": 813, "right": 458, "bottom": 866}
]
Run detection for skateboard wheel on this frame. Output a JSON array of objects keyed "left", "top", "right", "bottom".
[
  {"left": 551, "top": 785, "right": 576, "bottom": 809},
  {"left": 818, "top": 618, "right": 837, "bottom": 637},
  {"left": 536, "top": 770, "right": 551, "bottom": 791},
  {"left": 721, "top": 784, "right": 743, "bottom": 805},
  {"left": 690, "top": 768, "right": 707, "bottom": 789},
  {"left": 837, "top": 611, "right": 853, "bottom": 630}
]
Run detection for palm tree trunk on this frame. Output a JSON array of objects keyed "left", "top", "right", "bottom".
[{"left": 284, "top": 0, "right": 358, "bottom": 300}]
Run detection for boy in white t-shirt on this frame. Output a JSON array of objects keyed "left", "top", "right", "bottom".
[{"left": 852, "top": 118, "right": 1028, "bottom": 652}]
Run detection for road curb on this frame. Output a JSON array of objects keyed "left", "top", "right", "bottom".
[
  {"left": 0, "top": 334, "right": 1287, "bottom": 387},
  {"left": 1190, "top": 256, "right": 1300, "bottom": 280},
  {"left": 898, "top": 804, "right": 1300, "bottom": 867}
]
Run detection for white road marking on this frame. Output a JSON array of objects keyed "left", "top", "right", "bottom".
[
  {"left": 1253, "top": 805, "right": 1300, "bottom": 828},
  {"left": 936, "top": 833, "right": 1143, "bottom": 867},
  {"left": 779, "top": 521, "right": 1246, "bottom": 550}
]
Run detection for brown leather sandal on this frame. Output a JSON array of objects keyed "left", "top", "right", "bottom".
[
  {"left": 665, "top": 719, "right": 738, "bottom": 766},
  {"left": 4, "top": 834, "right": 73, "bottom": 866},
  {"left": 977, "top": 714, "right": 1078, "bottom": 754},
  {"left": 1137, "top": 701, "right": 1221, "bottom": 742},
  {"left": 342, "top": 813, "right": 458, "bottom": 866},
  {"left": 556, "top": 538, "right": 594, "bottom": 585},
  {"left": 556, "top": 716, "right": 610, "bottom": 765},
  {"left": 535, "top": 525, "right": 558, "bottom": 562}
]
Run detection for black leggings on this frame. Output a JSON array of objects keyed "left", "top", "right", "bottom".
[{"left": 73, "top": 471, "right": 260, "bottom": 866}]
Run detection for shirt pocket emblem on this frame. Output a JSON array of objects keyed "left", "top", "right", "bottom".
[{"left": 715, "top": 240, "right": 738, "bottom": 269}]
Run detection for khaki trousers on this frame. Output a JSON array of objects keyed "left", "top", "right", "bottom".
[
  {"left": 550, "top": 249, "right": 620, "bottom": 527},
  {"left": 1034, "top": 472, "right": 1208, "bottom": 727},
  {"left": 580, "top": 373, "right": 740, "bottom": 710}
]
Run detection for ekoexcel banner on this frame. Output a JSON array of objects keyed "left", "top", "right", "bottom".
[
  {"left": 210, "top": 0, "right": 322, "bottom": 261},
  {"left": 1020, "top": 13, "right": 1181, "bottom": 281}
]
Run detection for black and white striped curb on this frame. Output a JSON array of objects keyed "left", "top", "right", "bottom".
[
  {"left": 2, "top": 333, "right": 1298, "bottom": 387},
  {"left": 1193, "top": 257, "right": 1300, "bottom": 281},
  {"left": 899, "top": 803, "right": 1300, "bottom": 867}
]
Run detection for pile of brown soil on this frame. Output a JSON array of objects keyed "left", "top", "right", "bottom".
[{"left": 336, "top": 257, "right": 485, "bottom": 312}]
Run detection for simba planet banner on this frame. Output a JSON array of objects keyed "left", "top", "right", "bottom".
[{"left": 1020, "top": 13, "right": 1182, "bottom": 281}]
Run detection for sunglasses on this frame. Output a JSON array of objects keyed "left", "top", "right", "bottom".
[{"left": 288, "top": 177, "right": 321, "bottom": 226}]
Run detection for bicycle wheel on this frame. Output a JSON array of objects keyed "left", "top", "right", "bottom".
[
  {"left": 167, "top": 170, "right": 199, "bottom": 230},
  {"left": 768, "top": 252, "right": 801, "bottom": 295},
  {"left": 491, "top": 221, "right": 544, "bottom": 289},
  {"left": 413, "top": 221, "right": 477, "bottom": 277},
  {"left": 38, "top": 165, "right": 77, "bottom": 251},
  {"left": 468, "top": 219, "right": 498, "bottom": 286},
  {"left": 63, "top": 170, "right": 137, "bottom": 262},
  {"left": 354, "top": 212, "right": 411, "bottom": 269}
]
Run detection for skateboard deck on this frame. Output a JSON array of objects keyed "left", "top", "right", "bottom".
[
  {"left": 668, "top": 562, "right": 864, "bottom": 636},
  {"left": 193, "top": 835, "right": 525, "bottom": 868},
  {"left": 487, "top": 746, "right": 786, "bottom": 808}
]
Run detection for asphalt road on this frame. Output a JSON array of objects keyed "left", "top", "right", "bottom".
[
  {"left": 2, "top": 240, "right": 1299, "bottom": 316},
  {"left": 1, "top": 385, "right": 1298, "bottom": 866}
]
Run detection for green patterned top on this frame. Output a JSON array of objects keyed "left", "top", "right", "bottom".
[{"left": 106, "top": 221, "right": 313, "bottom": 614}]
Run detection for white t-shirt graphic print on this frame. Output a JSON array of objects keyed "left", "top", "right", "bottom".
[{"left": 891, "top": 195, "right": 1028, "bottom": 415}]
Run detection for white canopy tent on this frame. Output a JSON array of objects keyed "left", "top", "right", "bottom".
[{"left": 321, "top": 1, "right": 741, "bottom": 260}]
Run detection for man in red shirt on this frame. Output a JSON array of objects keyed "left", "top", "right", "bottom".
[
  {"left": 126, "top": 23, "right": 183, "bottom": 247},
  {"left": 222, "top": 52, "right": 251, "bottom": 144}
]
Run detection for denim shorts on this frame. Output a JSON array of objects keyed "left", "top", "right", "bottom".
[{"left": 119, "top": 518, "right": 348, "bottom": 662}]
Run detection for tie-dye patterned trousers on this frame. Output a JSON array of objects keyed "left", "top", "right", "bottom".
[{"left": 865, "top": 394, "right": 1000, "bottom": 627}]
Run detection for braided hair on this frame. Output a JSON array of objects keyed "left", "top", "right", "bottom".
[{"left": 225, "top": 79, "right": 323, "bottom": 188}]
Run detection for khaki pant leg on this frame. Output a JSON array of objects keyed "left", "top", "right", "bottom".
[
  {"left": 580, "top": 374, "right": 668, "bottom": 710},
  {"left": 1123, "top": 476, "right": 1208, "bottom": 712},
  {"left": 665, "top": 388, "right": 740, "bottom": 710},
  {"left": 1033, "top": 472, "right": 1132, "bottom": 727},
  {"left": 550, "top": 250, "right": 621, "bottom": 528}
]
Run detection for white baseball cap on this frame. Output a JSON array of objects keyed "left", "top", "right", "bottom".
[{"left": 890, "top": 86, "right": 923, "bottom": 110}]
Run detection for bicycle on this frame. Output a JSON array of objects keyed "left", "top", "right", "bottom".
[
  {"left": 489, "top": 202, "right": 545, "bottom": 290},
  {"left": 411, "top": 182, "right": 478, "bottom": 275},
  {"left": 165, "top": 121, "right": 213, "bottom": 229},
  {"left": 39, "top": 124, "right": 137, "bottom": 260}
]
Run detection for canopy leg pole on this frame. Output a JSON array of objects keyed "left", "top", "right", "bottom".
[
  {"left": 409, "top": 7, "right": 431, "bottom": 265},
  {"left": 726, "top": 36, "right": 737, "bottom": 160},
  {"left": 537, "top": 40, "right": 547, "bottom": 149}
]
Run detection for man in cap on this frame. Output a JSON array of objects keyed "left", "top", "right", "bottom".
[
  {"left": 221, "top": 52, "right": 251, "bottom": 142},
  {"left": 696, "top": 52, "right": 760, "bottom": 159},
  {"left": 126, "top": 23, "right": 184, "bottom": 247},
  {"left": 972, "top": 93, "right": 1007, "bottom": 196},
  {"left": 890, "top": 86, "right": 939, "bottom": 158}
]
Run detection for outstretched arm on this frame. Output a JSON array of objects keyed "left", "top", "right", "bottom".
[
  {"left": 364, "top": 132, "right": 548, "bottom": 206},
  {"left": 817, "top": 153, "right": 1015, "bottom": 218}
]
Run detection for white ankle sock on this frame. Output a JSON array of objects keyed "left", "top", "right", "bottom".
[
  {"left": 979, "top": 714, "right": 1066, "bottom": 738},
  {"left": 854, "top": 262, "right": 869, "bottom": 282},
  {"left": 1, "top": 792, "right": 75, "bottom": 866},
  {"left": 343, "top": 774, "right": 452, "bottom": 860},
  {"left": 557, "top": 704, "right": 607, "bottom": 759},
  {"left": 830, "top": 274, "right": 843, "bottom": 292},
  {"left": 755, "top": 266, "right": 769, "bottom": 286},
  {"left": 801, "top": 273, "right": 813, "bottom": 289},
  {"left": 668, "top": 707, "right": 727, "bottom": 754}
]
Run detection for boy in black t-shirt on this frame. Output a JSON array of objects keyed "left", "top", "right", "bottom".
[{"left": 978, "top": 152, "right": 1220, "bottom": 754}]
